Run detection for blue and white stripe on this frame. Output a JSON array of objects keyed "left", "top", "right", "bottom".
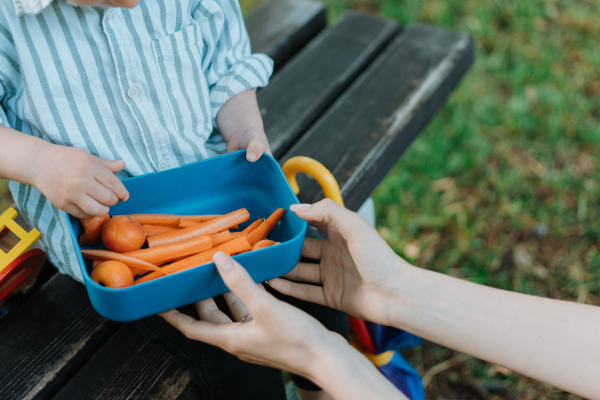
[{"left": 0, "top": 0, "right": 273, "bottom": 281}]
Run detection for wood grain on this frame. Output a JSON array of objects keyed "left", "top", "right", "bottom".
[
  {"left": 52, "top": 324, "right": 200, "bottom": 400},
  {"left": 260, "top": 12, "right": 400, "bottom": 158},
  {"left": 0, "top": 274, "right": 117, "bottom": 400},
  {"left": 246, "top": 0, "right": 327, "bottom": 71},
  {"left": 281, "top": 24, "right": 474, "bottom": 211}
]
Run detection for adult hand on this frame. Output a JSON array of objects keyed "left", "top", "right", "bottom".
[
  {"left": 160, "top": 251, "right": 343, "bottom": 379},
  {"left": 160, "top": 251, "right": 406, "bottom": 400},
  {"left": 32, "top": 145, "right": 129, "bottom": 219},
  {"left": 269, "top": 199, "right": 408, "bottom": 327}
]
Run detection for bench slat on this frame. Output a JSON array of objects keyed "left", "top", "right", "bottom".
[
  {"left": 52, "top": 324, "right": 201, "bottom": 400},
  {"left": 0, "top": 274, "right": 117, "bottom": 400},
  {"left": 261, "top": 12, "right": 400, "bottom": 158},
  {"left": 281, "top": 24, "right": 474, "bottom": 211},
  {"left": 245, "top": 0, "right": 327, "bottom": 70}
]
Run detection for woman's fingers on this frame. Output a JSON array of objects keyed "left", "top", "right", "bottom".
[
  {"left": 160, "top": 309, "right": 236, "bottom": 347},
  {"left": 282, "top": 262, "right": 321, "bottom": 284},
  {"left": 291, "top": 199, "right": 367, "bottom": 240},
  {"left": 223, "top": 292, "right": 251, "bottom": 322},
  {"left": 301, "top": 237, "right": 323, "bottom": 260},
  {"left": 267, "top": 278, "right": 327, "bottom": 306},
  {"left": 213, "top": 252, "right": 271, "bottom": 312},
  {"left": 195, "top": 298, "right": 231, "bottom": 324}
]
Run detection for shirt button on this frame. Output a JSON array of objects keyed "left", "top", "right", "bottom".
[
  {"left": 157, "top": 160, "right": 168, "bottom": 171},
  {"left": 127, "top": 87, "right": 138, "bottom": 98}
]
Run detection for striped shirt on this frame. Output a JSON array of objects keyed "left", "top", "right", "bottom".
[{"left": 0, "top": 0, "right": 273, "bottom": 281}]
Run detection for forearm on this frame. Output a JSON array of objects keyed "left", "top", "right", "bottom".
[
  {"left": 310, "top": 340, "right": 407, "bottom": 400},
  {"left": 0, "top": 124, "right": 48, "bottom": 184},
  {"left": 215, "top": 89, "right": 263, "bottom": 142},
  {"left": 392, "top": 262, "right": 600, "bottom": 397}
]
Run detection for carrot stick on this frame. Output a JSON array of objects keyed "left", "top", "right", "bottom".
[
  {"left": 147, "top": 209, "right": 250, "bottom": 248},
  {"left": 179, "top": 218, "right": 238, "bottom": 230},
  {"left": 135, "top": 237, "right": 251, "bottom": 284},
  {"left": 81, "top": 250, "right": 168, "bottom": 276},
  {"left": 127, "top": 214, "right": 221, "bottom": 227},
  {"left": 231, "top": 219, "right": 262, "bottom": 238},
  {"left": 246, "top": 209, "right": 285, "bottom": 246},
  {"left": 142, "top": 224, "right": 178, "bottom": 237},
  {"left": 211, "top": 230, "right": 232, "bottom": 246},
  {"left": 124, "top": 235, "right": 212, "bottom": 265},
  {"left": 252, "top": 240, "right": 276, "bottom": 250}
]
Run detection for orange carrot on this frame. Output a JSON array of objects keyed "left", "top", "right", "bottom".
[
  {"left": 136, "top": 237, "right": 251, "bottom": 284},
  {"left": 231, "top": 219, "right": 263, "bottom": 238},
  {"left": 124, "top": 235, "right": 212, "bottom": 265},
  {"left": 81, "top": 249, "right": 168, "bottom": 276},
  {"left": 246, "top": 209, "right": 285, "bottom": 246},
  {"left": 127, "top": 214, "right": 221, "bottom": 227},
  {"left": 147, "top": 208, "right": 250, "bottom": 248},
  {"left": 179, "top": 218, "right": 238, "bottom": 230},
  {"left": 252, "top": 240, "right": 276, "bottom": 250},
  {"left": 142, "top": 224, "right": 178, "bottom": 237},
  {"left": 210, "top": 230, "right": 232, "bottom": 246}
]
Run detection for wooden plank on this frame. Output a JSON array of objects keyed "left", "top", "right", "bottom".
[
  {"left": 260, "top": 12, "right": 401, "bottom": 158},
  {"left": 280, "top": 24, "right": 474, "bottom": 211},
  {"left": 246, "top": 0, "right": 327, "bottom": 71},
  {"left": 0, "top": 274, "right": 118, "bottom": 400},
  {"left": 52, "top": 324, "right": 201, "bottom": 400}
]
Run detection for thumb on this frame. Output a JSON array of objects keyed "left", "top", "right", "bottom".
[
  {"left": 213, "top": 252, "right": 270, "bottom": 312},
  {"left": 245, "top": 135, "right": 269, "bottom": 162},
  {"left": 290, "top": 199, "right": 368, "bottom": 239},
  {"left": 101, "top": 159, "right": 126, "bottom": 173}
]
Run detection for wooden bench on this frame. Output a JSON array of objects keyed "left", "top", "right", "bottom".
[{"left": 0, "top": 2, "right": 473, "bottom": 399}]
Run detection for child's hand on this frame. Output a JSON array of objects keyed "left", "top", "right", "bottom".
[
  {"left": 216, "top": 89, "right": 271, "bottom": 163},
  {"left": 226, "top": 128, "right": 272, "bottom": 162},
  {"left": 32, "top": 145, "right": 129, "bottom": 219}
]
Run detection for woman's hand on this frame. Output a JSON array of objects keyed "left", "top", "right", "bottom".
[
  {"left": 33, "top": 145, "right": 129, "bottom": 219},
  {"left": 216, "top": 89, "right": 271, "bottom": 162},
  {"left": 160, "top": 251, "right": 406, "bottom": 400},
  {"left": 160, "top": 252, "right": 342, "bottom": 379},
  {"left": 268, "top": 199, "right": 407, "bottom": 326}
]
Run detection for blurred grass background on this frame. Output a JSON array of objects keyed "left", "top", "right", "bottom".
[{"left": 1, "top": 0, "right": 598, "bottom": 398}]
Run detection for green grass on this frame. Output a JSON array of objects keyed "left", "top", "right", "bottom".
[{"left": 2, "top": 0, "right": 598, "bottom": 397}]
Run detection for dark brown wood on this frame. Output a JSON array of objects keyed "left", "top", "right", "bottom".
[
  {"left": 260, "top": 12, "right": 401, "bottom": 158},
  {"left": 246, "top": 0, "right": 327, "bottom": 71},
  {"left": 281, "top": 24, "right": 474, "bottom": 211},
  {"left": 0, "top": 274, "right": 118, "bottom": 400},
  {"left": 52, "top": 324, "right": 201, "bottom": 400}
]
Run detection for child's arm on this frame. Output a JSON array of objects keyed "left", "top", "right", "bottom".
[
  {"left": 215, "top": 89, "right": 271, "bottom": 162},
  {"left": 0, "top": 124, "right": 129, "bottom": 219}
]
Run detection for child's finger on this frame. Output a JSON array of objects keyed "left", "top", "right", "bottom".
[
  {"left": 101, "top": 158, "right": 126, "bottom": 173},
  {"left": 96, "top": 164, "right": 130, "bottom": 201},
  {"left": 87, "top": 182, "right": 119, "bottom": 207},
  {"left": 78, "top": 194, "right": 110, "bottom": 217},
  {"left": 245, "top": 137, "right": 265, "bottom": 162}
]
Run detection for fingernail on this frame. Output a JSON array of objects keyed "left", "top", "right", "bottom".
[
  {"left": 247, "top": 152, "right": 257, "bottom": 162},
  {"left": 214, "top": 251, "right": 233, "bottom": 272},
  {"left": 264, "top": 280, "right": 270, "bottom": 286},
  {"left": 124, "top": 194, "right": 130, "bottom": 202},
  {"left": 290, "top": 204, "right": 311, "bottom": 212}
]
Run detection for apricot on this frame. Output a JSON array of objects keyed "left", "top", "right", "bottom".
[
  {"left": 78, "top": 214, "right": 110, "bottom": 247},
  {"left": 90, "top": 261, "right": 134, "bottom": 288},
  {"left": 102, "top": 215, "right": 146, "bottom": 253}
]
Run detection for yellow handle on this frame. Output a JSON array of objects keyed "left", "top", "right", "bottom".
[{"left": 282, "top": 157, "right": 344, "bottom": 207}]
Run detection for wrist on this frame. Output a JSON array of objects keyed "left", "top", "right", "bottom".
[{"left": 25, "top": 140, "right": 54, "bottom": 187}]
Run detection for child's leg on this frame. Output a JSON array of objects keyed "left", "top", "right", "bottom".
[{"left": 130, "top": 300, "right": 287, "bottom": 400}]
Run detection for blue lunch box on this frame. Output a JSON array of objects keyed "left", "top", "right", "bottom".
[{"left": 67, "top": 151, "right": 307, "bottom": 322}]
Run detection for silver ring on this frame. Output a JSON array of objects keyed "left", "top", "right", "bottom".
[{"left": 239, "top": 313, "right": 253, "bottom": 323}]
